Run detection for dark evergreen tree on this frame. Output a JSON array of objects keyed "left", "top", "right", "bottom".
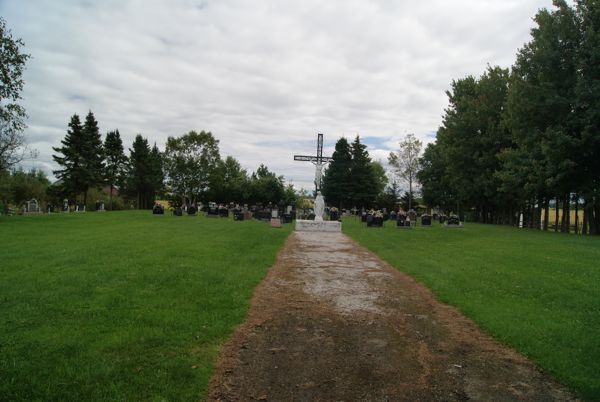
[
  {"left": 52, "top": 114, "right": 86, "bottom": 199},
  {"left": 80, "top": 111, "right": 105, "bottom": 204},
  {"left": 349, "top": 136, "right": 378, "bottom": 208},
  {"left": 126, "top": 135, "right": 154, "bottom": 209},
  {"left": 321, "top": 137, "right": 352, "bottom": 208},
  {"left": 149, "top": 143, "right": 164, "bottom": 199},
  {"left": 104, "top": 129, "right": 127, "bottom": 210}
]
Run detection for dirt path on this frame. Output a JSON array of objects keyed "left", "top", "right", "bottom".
[{"left": 209, "top": 231, "right": 575, "bottom": 401}]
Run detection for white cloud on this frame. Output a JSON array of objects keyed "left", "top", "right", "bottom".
[{"left": 2, "top": 0, "right": 561, "bottom": 190}]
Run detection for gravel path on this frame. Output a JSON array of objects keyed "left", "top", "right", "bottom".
[{"left": 209, "top": 231, "right": 575, "bottom": 401}]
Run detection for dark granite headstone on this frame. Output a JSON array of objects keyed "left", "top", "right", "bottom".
[{"left": 421, "top": 214, "right": 432, "bottom": 226}]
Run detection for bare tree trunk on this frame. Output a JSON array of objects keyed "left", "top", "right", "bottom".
[
  {"left": 554, "top": 197, "right": 559, "bottom": 232},
  {"left": 564, "top": 193, "right": 571, "bottom": 233},
  {"left": 574, "top": 194, "right": 579, "bottom": 234},
  {"left": 543, "top": 197, "right": 549, "bottom": 231},
  {"left": 582, "top": 206, "right": 588, "bottom": 235},
  {"left": 109, "top": 184, "right": 114, "bottom": 211},
  {"left": 408, "top": 177, "right": 412, "bottom": 211}
]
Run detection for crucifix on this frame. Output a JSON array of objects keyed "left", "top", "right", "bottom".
[{"left": 294, "top": 133, "right": 333, "bottom": 192}]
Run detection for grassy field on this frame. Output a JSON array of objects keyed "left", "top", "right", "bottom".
[
  {"left": 343, "top": 217, "right": 600, "bottom": 400},
  {"left": 0, "top": 211, "right": 292, "bottom": 401}
]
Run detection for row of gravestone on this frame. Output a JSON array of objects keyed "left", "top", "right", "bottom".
[
  {"left": 19, "top": 199, "right": 105, "bottom": 214},
  {"left": 363, "top": 212, "right": 462, "bottom": 228},
  {"left": 152, "top": 203, "right": 298, "bottom": 224}
]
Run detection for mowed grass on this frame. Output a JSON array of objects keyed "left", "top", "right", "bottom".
[
  {"left": 343, "top": 218, "right": 600, "bottom": 400},
  {"left": 0, "top": 211, "right": 292, "bottom": 401}
]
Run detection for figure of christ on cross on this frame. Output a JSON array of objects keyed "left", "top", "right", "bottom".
[{"left": 294, "top": 133, "right": 334, "bottom": 192}]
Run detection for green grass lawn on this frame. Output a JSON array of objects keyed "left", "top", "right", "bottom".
[
  {"left": 0, "top": 211, "right": 292, "bottom": 401},
  {"left": 343, "top": 217, "right": 600, "bottom": 400}
]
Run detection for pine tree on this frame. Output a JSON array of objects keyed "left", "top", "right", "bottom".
[
  {"left": 81, "top": 111, "right": 104, "bottom": 204},
  {"left": 149, "top": 143, "right": 164, "bottom": 199},
  {"left": 349, "top": 136, "right": 377, "bottom": 208},
  {"left": 52, "top": 114, "right": 86, "bottom": 199},
  {"left": 126, "top": 135, "right": 153, "bottom": 209},
  {"left": 322, "top": 137, "right": 352, "bottom": 208},
  {"left": 104, "top": 129, "right": 127, "bottom": 210}
]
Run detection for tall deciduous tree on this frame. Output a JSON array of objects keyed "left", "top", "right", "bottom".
[
  {"left": 104, "top": 129, "right": 127, "bottom": 210},
  {"left": 0, "top": 17, "right": 34, "bottom": 171},
  {"left": 388, "top": 133, "right": 422, "bottom": 210},
  {"left": 248, "top": 164, "right": 285, "bottom": 205},
  {"left": 163, "top": 130, "right": 220, "bottom": 204},
  {"left": 576, "top": 0, "right": 600, "bottom": 234},
  {"left": 209, "top": 155, "right": 248, "bottom": 203}
]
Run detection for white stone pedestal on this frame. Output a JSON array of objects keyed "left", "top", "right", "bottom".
[{"left": 295, "top": 219, "right": 342, "bottom": 232}]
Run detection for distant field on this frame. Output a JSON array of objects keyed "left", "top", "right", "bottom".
[
  {"left": 0, "top": 211, "right": 292, "bottom": 401},
  {"left": 343, "top": 218, "right": 600, "bottom": 400}
]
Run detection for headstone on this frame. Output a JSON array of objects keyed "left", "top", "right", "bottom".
[
  {"left": 63, "top": 199, "right": 69, "bottom": 212},
  {"left": 282, "top": 213, "right": 293, "bottom": 224},
  {"left": 421, "top": 214, "right": 432, "bottom": 226},
  {"left": 444, "top": 214, "right": 464, "bottom": 228},
  {"left": 234, "top": 210, "right": 244, "bottom": 221},
  {"left": 270, "top": 217, "right": 282, "bottom": 228},
  {"left": 367, "top": 212, "right": 384, "bottom": 227},
  {"left": 95, "top": 200, "right": 105, "bottom": 212},
  {"left": 76, "top": 202, "right": 86, "bottom": 213},
  {"left": 219, "top": 205, "right": 229, "bottom": 218},
  {"left": 173, "top": 207, "right": 183, "bottom": 216},
  {"left": 153, "top": 203, "right": 165, "bottom": 215},
  {"left": 207, "top": 202, "right": 219, "bottom": 217},
  {"left": 25, "top": 199, "right": 41, "bottom": 214},
  {"left": 329, "top": 208, "right": 339, "bottom": 221},
  {"left": 187, "top": 205, "right": 198, "bottom": 215},
  {"left": 271, "top": 209, "right": 278, "bottom": 218},
  {"left": 408, "top": 209, "right": 417, "bottom": 226}
]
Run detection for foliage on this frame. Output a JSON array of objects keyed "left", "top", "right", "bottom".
[
  {"left": 103, "top": 129, "right": 127, "bottom": 210},
  {"left": 52, "top": 111, "right": 105, "bottom": 203},
  {"left": 388, "top": 133, "right": 422, "bottom": 210},
  {"left": 0, "top": 211, "right": 292, "bottom": 401},
  {"left": 124, "top": 135, "right": 162, "bottom": 209},
  {"left": 248, "top": 164, "right": 285, "bottom": 205},
  {"left": 208, "top": 156, "right": 248, "bottom": 203},
  {"left": 344, "top": 219, "right": 600, "bottom": 400},
  {"left": 322, "top": 137, "right": 353, "bottom": 208},
  {"left": 0, "top": 17, "right": 34, "bottom": 171},
  {"left": 163, "top": 130, "right": 220, "bottom": 204},
  {"left": 52, "top": 114, "right": 87, "bottom": 198},
  {"left": 80, "top": 111, "right": 105, "bottom": 202},
  {"left": 418, "top": 1, "right": 600, "bottom": 234}
]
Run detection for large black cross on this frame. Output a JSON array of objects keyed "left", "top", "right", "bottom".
[{"left": 294, "top": 133, "right": 333, "bottom": 192}]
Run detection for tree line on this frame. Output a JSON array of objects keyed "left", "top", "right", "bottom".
[
  {"left": 418, "top": 0, "right": 600, "bottom": 235},
  {"left": 46, "top": 111, "right": 295, "bottom": 210}
]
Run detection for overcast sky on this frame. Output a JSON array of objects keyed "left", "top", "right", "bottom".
[{"left": 2, "top": 0, "right": 560, "bottom": 191}]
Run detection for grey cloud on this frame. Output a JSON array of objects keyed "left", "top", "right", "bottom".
[{"left": 1, "top": 0, "right": 560, "bottom": 191}]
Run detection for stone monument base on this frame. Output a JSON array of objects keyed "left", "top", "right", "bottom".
[{"left": 295, "top": 219, "right": 341, "bottom": 232}]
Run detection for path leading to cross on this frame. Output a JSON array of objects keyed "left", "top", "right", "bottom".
[{"left": 209, "top": 231, "right": 573, "bottom": 401}]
